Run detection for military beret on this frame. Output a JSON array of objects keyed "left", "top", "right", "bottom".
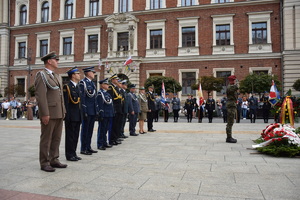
[
  {"left": 82, "top": 66, "right": 95, "bottom": 73},
  {"left": 99, "top": 78, "right": 109, "bottom": 85},
  {"left": 228, "top": 75, "right": 237, "bottom": 80},
  {"left": 66, "top": 67, "right": 80, "bottom": 75},
  {"left": 41, "top": 51, "right": 59, "bottom": 62}
]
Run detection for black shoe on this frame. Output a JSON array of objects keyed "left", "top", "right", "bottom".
[
  {"left": 67, "top": 157, "right": 78, "bottom": 161},
  {"left": 75, "top": 156, "right": 82, "bottom": 160},
  {"left": 80, "top": 151, "right": 92, "bottom": 155},
  {"left": 98, "top": 146, "right": 106, "bottom": 150},
  {"left": 88, "top": 149, "right": 98, "bottom": 153},
  {"left": 117, "top": 138, "right": 124, "bottom": 142},
  {"left": 226, "top": 137, "right": 237, "bottom": 143},
  {"left": 110, "top": 141, "right": 121, "bottom": 145},
  {"left": 104, "top": 144, "right": 113, "bottom": 148},
  {"left": 120, "top": 135, "right": 128, "bottom": 138},
  {"left": 148, "top": 129, "right": 156, "bottom": 132},
  {"left": 130, "top": 133, "right": 139, "bottom": 136}
]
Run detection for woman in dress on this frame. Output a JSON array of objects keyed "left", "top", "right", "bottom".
[
  {"left": 138, "top": 87, "right": 148, "bottom": 134},
  {"left": 26, "top": 100, "right": 33, "bottom": 120}
]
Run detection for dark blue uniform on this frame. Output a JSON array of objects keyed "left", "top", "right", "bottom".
[
  {"left": 96, "top": 88, "right": 114, "bottom": 148},
  {"left": 249, "top": 96, "right": 258, "bottom": 123},
  {"left": 205, "top": 98, "right": 216, "bottom": 123},
  {"left": 127, "top": 92, "right": 140, "bottom": 135},
  {"left": 79, "top": 77, "right": 97, "bottom": 153},
  {"left": 146, "top": 91, "right": 155, "bottom": 130}
]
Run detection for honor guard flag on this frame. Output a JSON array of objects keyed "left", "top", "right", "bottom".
[
  {"left": 196, "top": 82, "right": 204, "bottom": 106},
  {"left": 161, "top": 81, "right": 166, "bottom": 104},
  {"left": 98, "top": 59, "right": 102, "bottom": 70},
  {"left": 269, "top": 80, "right": 280, "bottom": 106},
  {"left": 124, "top": 56, "right": 133, "bottom": 66}
]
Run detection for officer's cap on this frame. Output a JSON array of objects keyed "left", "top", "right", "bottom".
[
  {"left": 41, "top": 51, "right": 59, "bottom": 62},
  {"left": 121, "top": 80, "right": 128, "bottom": 85},
  {"left": 129, "top": 84, "right": 136, "bottom": 89},
  {"left": 228, "top": 75, "right": 236, "bottom": 81},
  {"left": 66, "top": 67, "right": 80, "bottom": 75},
  {"left": 99, "top": 78, "right": 109, "bottom": 85},
  {"left": 110, "top": 74, "right": 119, "bottom": 80},
  {"left": 139, "top": 86, "right": 145, "bottom": 90},
  {"left": 82, "top": 66, "right": 95, "bottom": 73},
  {"left": 154, "top": 93, "right": 158, "bottom": 96},
  {"left": 148, "top": 85, "right": 154, "bottom": 89}
]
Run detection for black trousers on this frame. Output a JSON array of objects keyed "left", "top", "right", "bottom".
[
  {"left": 164, "top": 110, "right": 169, "bottom": 122},
  {"left": 80, "top": 115, "right": 95, "bottom": 152},
  {"left": 65, "top": 120, "right": 81, "bottom": 159},
  {"left": 154, "top": 110, "right": 159, "bottom": 122},
  {"left": 110, "top": 113, "right": 123, "bottom": 143},
  {"left": 3, "top": 109, "right": 8, "bottom": 118},
  {"left": 173, "top": 109, "right": 179, "bottom": 122},
  {"left": 147, "top": 111, "right": 154, "bottom": 130},
  {"left": 207, "top": 110, "right": 213, "bottom": 123},
  {"left": 236, "top": 109, "right": 241, "bottom": 123},
  {"left": 129, "top": 113, "right": 138, "bottom": 134},
  {"left": 249, "top": 108, "right": 257, "bottom": 123},
  {"left": 120, "top": 113, "right": 127, "bottom": 136},
  {"left": 262, "top": 108, "right": 270, "bottom": 123},
  {"left": 222, "top": 109, "right": 227, "bottom": 123},
  {"left": 187, "top": 109, "right": 193, "bottom": 122},
  {"left": 198, "top": 108, "right": 204, "bottom": 123}
]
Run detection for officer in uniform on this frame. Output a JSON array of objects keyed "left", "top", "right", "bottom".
[
  {"left": 236, "top": 94, "right": 242, "bottom": 123},
  {"left": 34, "top": 51, "right": 67, "bottom": 172},
  {"left": 221, "top": 93, "right": 227, "bottom": 123},
  {"left": 127, "top": 84, "right": 140, "bottom": 136},
  {"left": 79, "top": 66, "right": 98, "bottom": 155},
  {"left": 154, "top": 93, "right": 161, "bottom": 122},
  {"left": 260, "top": 92, "right": 271, "bottom": 123},
  {"left": 184, "top": 94, "right": 194, "bottom": 123},
  {"left": 249, "top": 94, "right": 258, "bottom": 123},
  {"left": 163, "top": 93, "right": 171, "bottom": 122},
  {"left": 96, "top": 78, "right": 114, "bottom": 150},
  {"left": 63, "top": 67, "right": 82, "bottom": 161},
  {"left": 226, "top": 75, "right": 238, "bottom": 143},
  {"left": 119, "top": 80, "right": 129, "bottom": 139},
  {"left": 171, "top": 93, "right": 181, "bottom": 122},
  {"left": 146, "top": 86, "right": 156, "bottom": 132},
  {"left": 107, "top": 74, "right": 123, "bottom": 145},
  {"left": 205, "top": 95, "right": 216, "bottom": 123}
]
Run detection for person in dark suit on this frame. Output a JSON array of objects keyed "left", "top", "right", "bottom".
[
  {"left": 249, "top": 94, "right": 258, "bottom": 123},
  {"left": 154, "top": 93, "right": 161, "bottom": 122},
  {"left": 79, "top": 66, "right": 98, "bottom": 155},
  {"left": 184, "top": 94, "right": 194, "bottom": 123},
  {"left": 221, "top": 93, "right": 227, "bottom": 123},
  {"left": 119, "top": 80, "right": 129, "bottom": 139},
  {"left": 206, "top": 95, "right": 216, "bottom": 123},
  {"left": 236, "top": 94, "right": 242, "bottom": 123},
  {"left": 34, "top": 51, "right": 67, "bottom": 172},
  {"left": 171, "top": 93, "right": 181, "bottom": 122},
  {"left": 127, "top": 84, "right": 140, "bottom": 136},
  {"left": 107, "top": 74, "right": 123, "bottom": 145},
  {"left": 96, "top": 78, "right": 114, "bottom": 150},
  {"left": 146, "top": 86, "right": 156, "bottom": 132},
  {"left": 163, "top": 93, "right": 171, "bottom": 122},
  {"left": 63, "top": 67, "right": 82, "bottom": 161},
  {"left": 260, "top": 92, "right": 271, "bottom": 123}
]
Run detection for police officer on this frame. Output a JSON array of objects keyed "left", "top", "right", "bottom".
[
  {"left": 96, "top": 78, "right": 114, "bottom": 150},
  {"left": 127, "top": 84, "right": 140, "bottom": 136},
  {"left": 260, "top": 92, "right": 271, "bottom": 123},
  {"left": 184, "top": 94, "right": 194, "bottom": 123},
  {"left": 120, "top": 80, "right": 129, "bottom": 138},
  {"left": 221, "top": 93, "right": 227, "bottom": 123},
  {"left": 146, "top": 86, "right": 156, "bottom": 131},
  {"left": 171, "top": 93, "right": 181, "bottom": 122},
  {"left": 79, "top": 66, "right": 98, "bottom": 155},
  {"left": 249, "top": 94, "right": 258, "bottom": 123},
  {"left": 154, "top": 93, "right": 161, "bottom": 122},
  {"left": 205, "top": 95, "right": 216, "bottom": 123},
  {"left": 163, "top": 93, "right": 171, "bottom": 122},
  {"left": 236, "top": 94, "right": 242, "bottom": 123},
  {"left": 63, "top": 67, "right": 82, "bottom": 161},
  {"left": 226, "top": 75, "right": 238, "bottom": 143}
]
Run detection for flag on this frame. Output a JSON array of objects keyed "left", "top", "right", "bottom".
[
  {"left": 124, "top": 56, "right": 133, "bottom": 66},
  {"left": 125, "top": 65, "right": 130, "bottom": 72},
  {"left": 196, "top": 82, "right": 204, "bottom": 106},
  {"left": 269, "top": 80, "right": 280, "bottom": 106},
  {"left": 161, "top": 81, "right": 166, "bottom": 104},
  {"left": 105, "top": 58, "right": 109, "bottom": 69},
  {"left": 98, "top": 59, "right": 102, "bottom": 70}
]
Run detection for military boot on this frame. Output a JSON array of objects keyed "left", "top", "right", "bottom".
[{"left": 226, "top": 137, "right": 237, "bottom": 143}]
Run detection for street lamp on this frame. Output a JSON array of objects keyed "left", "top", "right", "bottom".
[{"left": 27, "top": 48, "right": 32, "bottom": 99}]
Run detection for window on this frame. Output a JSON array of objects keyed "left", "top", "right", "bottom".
[
  {"left": 216, "top": 0, "right": 230, "bottom": 3},
  {"left": 216, "top": 25, "right": 230, "bottom": 45},
  {"left": 19, "top": 5, "right": 27, "bottom": 25},
  {"left": 41, "top": 2, "right": 49, "bottom": 22},
  {"left": 252, "top": 22, "right": 267, "bottom": 44},
  {"left": 150, "top": 30, "right": 162, "bottom": 49},
  {"left": 65, "top": 0, "right": 73, "bottom": 19},
  {"left": 118, "top": 32, "right": 129, "bottom": 51},
  {"left": 182, "top": 72, "right": 196, "bottom": 95},
  {"left": 119, "top": 0, "right": 129, "bottom": 13},
  {"left": 181, "top": 0, "right": 196, "bottom": 6},
  {"left": 150, "top": 0, "right": 162, "bottom": 9},
  {"left": 216, "top": 71, "right": 231, "bottom": 95},
  {"left": 16, "top": 78, "right": 26, "bottom": 97},
  {"left": 249, "top": 67, "right": 272, "bottom": 75},
  {"left": 90, "top": 0, "right": 99, "bottom": 16},
  {"left": 182, "top": 27, "right": 195, "bottom": 47},
  {"left": 40, "top": 40, "right": 48, "bottom": 57},
  {"left": 63, "top": 37, "right": 72, "bottom": 55},
  {"left": 88, "top": 35, "right": 98, "bottom": 53},
  {"left": 18, "top": 42, "right": 26, "bottom": 59}
]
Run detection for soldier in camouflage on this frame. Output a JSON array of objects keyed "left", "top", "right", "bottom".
[{"left": 225, "top": 75, "right": 238, "bottom": 143}]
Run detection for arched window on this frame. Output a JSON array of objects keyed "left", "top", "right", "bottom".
[
  {"left": 41, "top": 2, "right": 49, "bottom": 22},
  {"left": 65, "top": 0, "right": 73, "bottom": 19},
  {"left": 19, "top": 5, "right": 27, "bottom": 25},
  {"left": 90, "top": 0, "right": 99, "bottom": 16}
]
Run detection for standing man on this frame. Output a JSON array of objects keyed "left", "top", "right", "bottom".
[
  {"left": 79, "top": 66, "right": 98, "bottom": 155},
  {"left": 34, "top": 51, "right": 67, "bottom": 172},
  {"left": 261, "top": 92, "right": 271, "bottom": 123},
  {"left": 119, "top": 80, "right": 129, "bottom": 139},
  {"left": 221, "top": 93, "right": 228, "bottom": 123},
  {"left": 146, "top": 85, "right": 156, "bottom": 132},
  {"left": 96, "top": 78, "right": 114, "bottom": 150},
  {"left": 236, "top": 94, "right": 242, "bottom": 123},
  {"left": 127, "top": 84, "right": 140, "bottom": 136},
  {"left": 154, "top": 93, "right": 161, "bottom": 122},
  {"left": 184, "top": 94, "right": 194, "bottom": 123},
  {"left": 205, "top": 95, "right": 216, "bottom": 123},
  {"left": 171, "top": 93, "right": 181, "bottom": 122},
  {"left": 226, "top": 75, "right": 238, "bottom": 143},
  {"left": 63, "top": 67, "right": 82, "bottom": 161},
  {"left": 1, "top": 99, "right": 10, "bottom": 120},
  {"left": 249, "top": 94, "right": 258, "bottom": 123},
  {"left": 9, "top": 97, "right": 18, "bottom": 120},
  {"left": 107, "top": 74, "right": 123, "bottom": 145},
  {"left": 163, "top": 93, "right": 171, "bottom": 122}
]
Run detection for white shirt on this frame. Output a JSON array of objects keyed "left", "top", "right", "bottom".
[{"left": 2, "top": 102, "right": 10, "bottom": 109}]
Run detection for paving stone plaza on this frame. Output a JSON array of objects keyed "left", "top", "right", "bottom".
[{"left": 0, "top": 118, "right": 299, "bottom": 200}]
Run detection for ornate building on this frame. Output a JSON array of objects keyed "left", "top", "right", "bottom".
[{"left": 1, "top": 0, "right": 295, "bottom": 100}]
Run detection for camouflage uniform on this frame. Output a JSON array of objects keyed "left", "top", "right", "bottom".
[{"left": 226, "top": 84, "right": 238, "bottom": 142}]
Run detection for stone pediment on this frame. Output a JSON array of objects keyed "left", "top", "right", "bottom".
[{"left": 105, "top": 13, "right": 139, "bottom": 24}]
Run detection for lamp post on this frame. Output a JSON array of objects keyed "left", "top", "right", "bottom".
[{"left": 27, "top": 48, "right": 32, "bottom": 100}]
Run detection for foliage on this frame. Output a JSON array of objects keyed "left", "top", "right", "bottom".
[
  {"left": 4, "top": 84, "right": 25, "bottom": 97},
  {"left": 28, "top": 85, "right": 35, "bottom": 97},
  {"left": 257, "top": 140, "right": 300, "bottom": 157},
  {"left": 144, "top": 76, "right": 182, "bottom": 94},
  {"left": 239, "top": 73, "right": 281, "bottom": 95},
  {"left": 292, "top": 79, "right": 300, "bottom": 91},
  {"left": 253, "top": 137, "right": 264, "bottom": 144},
  {"left": 191, "top": 76, "right": 223, "bottom": 95}
]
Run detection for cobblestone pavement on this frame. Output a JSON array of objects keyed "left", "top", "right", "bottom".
[{"left": 0, "top": 118, "right": 299, "bottom": 200}]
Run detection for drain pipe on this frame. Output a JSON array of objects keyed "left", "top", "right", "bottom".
[{"left": 280, "top": 0, "right": 284, "bottom": 95}]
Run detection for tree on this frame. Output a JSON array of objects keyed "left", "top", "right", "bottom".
[
  {"left": 4, "top": 84, "right": 26, "bottom": 97},
  {"left": 239, "top": 73, "right": 281, "bottom": 96},
  {"left": 192, "top": 76, "right": 223, "bottom": 96},
  {"left": 144, "top": 76, "right": 182, "bottom": 95},
  {"left": 292, "top": 79, "right": 300, "bottom": 91},
  {"left": 28, "top": 85, "right": 35, "bottom": 97}
]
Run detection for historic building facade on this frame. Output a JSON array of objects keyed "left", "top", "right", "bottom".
[{"left": 1, "top": 0, "right": 292, "bottom": 100}]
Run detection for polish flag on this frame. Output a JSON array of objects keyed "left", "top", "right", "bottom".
[
  {"left": 196, "top": 82, "right": 204, "bottom": 106},
  {"left": 124, "top": 56, "right": 133, "bottom": 66},
  {"left": 269, "top": 80, "right": 280, "bottom": 106}
]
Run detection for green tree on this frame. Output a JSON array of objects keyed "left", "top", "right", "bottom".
[
  {"left": 28, "top": 85, "right": 35, "bottom": 97},
  {"left": 292, "top": 79, "right": 300, "bottom": 91},
  {"left": 144, "top": 76, "right": 182, "bottom": 94},
  {"left": 239, "top": 73, "right": 281, "bottom": 96},
  {"left": 192, "top": 76, "right": 223, "bottom": 96}
]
